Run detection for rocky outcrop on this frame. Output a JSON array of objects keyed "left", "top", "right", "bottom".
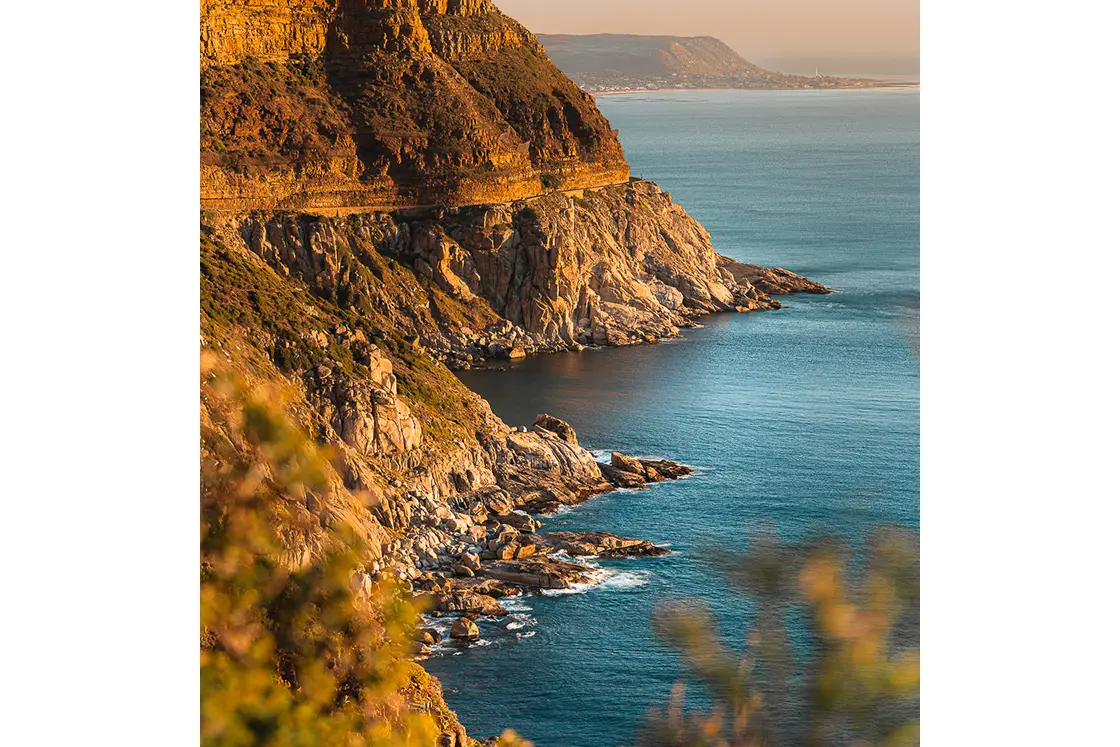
[
  {"left": 304, "top": 357, "right": 422, "bottom": 457},
  {"left": 717, "top": 255, "right": 832, "bottom": 296},
  {"left": 534, "top": 531, "right": 671, "bottom": 558},
  {"left": 597, "top": 452, "right": 694, "bottom": 489},
  {"left": 533, "top": 414, "right": 579, "bottom": 445}
]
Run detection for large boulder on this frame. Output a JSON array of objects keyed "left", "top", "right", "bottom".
[
  {"left": 450, "top": 618, "right": 480, "bottom": 640},
  {"left": 430, "top": 591, "right": 508, "bottom": 617}
]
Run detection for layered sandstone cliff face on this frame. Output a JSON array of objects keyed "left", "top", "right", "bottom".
[{"left": 201, "top": 0, "right": 628, "bottom": 210}]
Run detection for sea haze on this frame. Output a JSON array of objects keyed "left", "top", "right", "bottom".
[{"left": 424, "top": 88, "right": 919, "bottom": 747}]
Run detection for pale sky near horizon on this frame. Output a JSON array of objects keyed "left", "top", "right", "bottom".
[{"left": 493, "top": 0, "right": 918, "bottom": 60}]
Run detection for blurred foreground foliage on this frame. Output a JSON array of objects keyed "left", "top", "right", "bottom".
[
  {"left": 200, "top": 356, "right": 439, "bottom": 747},
  {"left": 640, "top": 530, "right": 919, "bottom": 747}
]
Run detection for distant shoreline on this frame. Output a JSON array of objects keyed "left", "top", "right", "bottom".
[{"left": 594, "top": 83, "right": 919, "bottom": 97}]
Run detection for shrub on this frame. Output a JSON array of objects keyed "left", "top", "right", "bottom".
[{"left": 639, "top": 530, "right": 919, "bottom": 747}]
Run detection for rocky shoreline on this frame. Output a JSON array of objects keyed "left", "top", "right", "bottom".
[{"left": 356, "top": 412, "right": 693, "bottom": 657}]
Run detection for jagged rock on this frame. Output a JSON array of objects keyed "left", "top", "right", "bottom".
[
  {"left": 598, "top": 462, "right": 648, "bottom": 488},
  {"left": 450, "top": 578, "right": 522, "bottom": 598},
  {"left": 481, "top": 559, "right": 598, "bottom": 589},
  {"left": 640, "top": 459, "right": 693, "bottom": 481},
  {"left": 533, "top": 414, "right": 579, "bottom": 445},
  {"left": 610, "top": 452, "right": 692, "bottom": 483},
  {"left": 717, "top": 256, "right": 831, "bottom": 296},
  {"left": 450, "top": 618, "right": 480, "bottom": 640},
  {"left": 535, "top": 531, "right": 670, "bottom": 558},
  {"left": 610, "top": 452, "right": 647, "bottom": 475}
]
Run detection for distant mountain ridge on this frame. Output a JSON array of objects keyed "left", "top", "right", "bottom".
[
  {"left": 537, "top": 33, "right": 895, "bottom": 92},
  {"left": 537, "top": 34, "right": 762, "bottom": 77}
]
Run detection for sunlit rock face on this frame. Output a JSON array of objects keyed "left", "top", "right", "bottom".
[{"left": 200, "top": 0, "right": 629, "bottom": 211}]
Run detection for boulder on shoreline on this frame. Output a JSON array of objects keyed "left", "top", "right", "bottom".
[
  {"left": 450, "top": 618, "right": 480, "bottom": 640},
  {"left": 428, "top": 590, "right": 508, "bottom": 617}
]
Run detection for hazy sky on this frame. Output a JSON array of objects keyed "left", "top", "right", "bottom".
[{"left": 493, "top": 0, "right": 918, "bottom": 60}]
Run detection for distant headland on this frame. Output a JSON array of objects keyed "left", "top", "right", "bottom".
[{"left": 536, "top": 33, "right": 916, "bottom": 93}]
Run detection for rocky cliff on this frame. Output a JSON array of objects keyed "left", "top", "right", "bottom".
[{"left": 201, "top": 0, "right": 628, "bottom": 211}]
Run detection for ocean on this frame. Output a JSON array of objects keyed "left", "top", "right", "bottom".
[{"left": 424, "top": 88, "right": 920, "bottom": 747}]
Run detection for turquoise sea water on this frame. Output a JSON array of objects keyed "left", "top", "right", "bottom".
[{"left": 425, "top": 88, "right": 919, "bottom": 747}]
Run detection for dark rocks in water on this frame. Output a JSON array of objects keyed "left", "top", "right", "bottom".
[
  {"left": 607, "top": 452, "right": 693, "bottom": 485},
  {"left": 640, "top": 458, "right": 693, "bottom": 481},
  {"left": 534, "top": 531, "right": 670, "bottom": 558},
  {"left": 481, "top": 559, "right": 598, "bottom": 589},
  {"left": 599, "top": 543, "right": 671, "bottom": 559},
  {"left": 533, "top": 413, "right": 580, "bottom": 445}
]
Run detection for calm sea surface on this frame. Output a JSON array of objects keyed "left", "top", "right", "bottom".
[{"left": 425, "top": 88, "right": 919, "bottom": 747}]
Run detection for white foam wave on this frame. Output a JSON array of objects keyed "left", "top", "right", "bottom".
[
  {"left": 541, "top": 581, "right": 599, "bottom": 596},
  {"left": 600, "top": 569, "right": 652, "bottom": 590},
  {"left": 500, "top": 597, "right": 532, "bottom": 613}
]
